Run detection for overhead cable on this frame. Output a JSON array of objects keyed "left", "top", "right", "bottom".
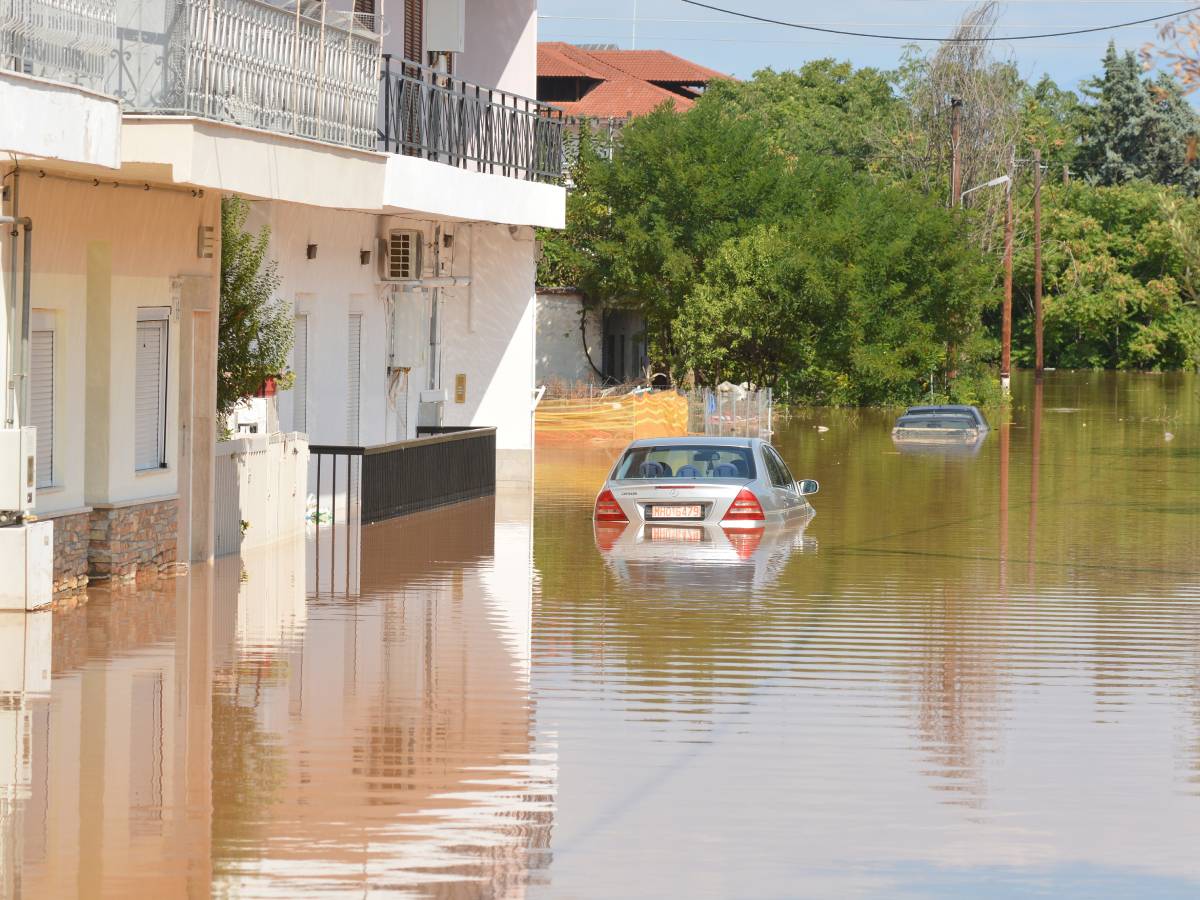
[{"left": 678, "top": 0, "right": 1200, "bottom": 42}]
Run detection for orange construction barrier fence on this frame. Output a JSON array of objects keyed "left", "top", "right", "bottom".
[{"left": 535, "top": 389, "right": 689, "bottom": 447}]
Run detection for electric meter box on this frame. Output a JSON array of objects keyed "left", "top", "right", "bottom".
[
  {"left": 0, "top": 428, "right": 36, "bottom": 516},
  {"left": 0, "top": 520, "right": 52, "bottom": 610}
]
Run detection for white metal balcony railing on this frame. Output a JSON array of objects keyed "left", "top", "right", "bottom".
[
  {"left": 0, "top": 0, "right": 116, "bottom": 91},
  {"left": 113, "top": 0, "right": 382, "bottom": 149},
  {"left": 3, "top": 0, "right": 564, "bottom": 178}
]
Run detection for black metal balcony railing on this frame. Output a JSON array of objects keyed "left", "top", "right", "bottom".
[
  {"left": 380, "top": 55, "right": 565, "bottom": 184},
  {"left": 310, "top": 426, "right": 496, "bottom": 527}
]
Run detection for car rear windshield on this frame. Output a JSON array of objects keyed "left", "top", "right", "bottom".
[
  {"left": 614, "top": 445, "right": 757, "bottom": 480},
  {"left": 895, "top": 415, "right": 977, "bottom": 430}
]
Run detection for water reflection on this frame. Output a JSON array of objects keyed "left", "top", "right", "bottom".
[
  {"left": 596, "top": 515, "right": 816, "bottom": 597},
  {"left": 9, "top": 489, "right": 547, "bottom": 898}
]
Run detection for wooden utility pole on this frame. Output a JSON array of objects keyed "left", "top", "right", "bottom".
[
  {"left": 950, "top": 98, "right": 963, "bottom": 206},
  {"left": 1033, "top": 148, "right": 1044, "bottom": 378},
  {"left": 1001, "top": 169, "right": 1014, "bottom": 394}
]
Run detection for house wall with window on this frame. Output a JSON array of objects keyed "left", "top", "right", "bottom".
[{"left": 0, "top": 172, "right": 220, "bottom": 587}]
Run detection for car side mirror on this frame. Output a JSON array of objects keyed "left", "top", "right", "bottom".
[{"left": 796, "top": 479, "right": 819, "bottom": 496}]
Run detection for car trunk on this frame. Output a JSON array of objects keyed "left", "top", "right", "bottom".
[{"left": 610, "top": 478, "right": 751, "bottom": 524}]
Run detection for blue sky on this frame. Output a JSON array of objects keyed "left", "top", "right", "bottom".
[{"left": 537, "top": 1, "right": 1197, "bottom": 93}]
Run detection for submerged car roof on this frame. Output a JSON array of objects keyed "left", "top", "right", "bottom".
[{"left": 624, "top": 436, "right": 759, "bottom": 449}]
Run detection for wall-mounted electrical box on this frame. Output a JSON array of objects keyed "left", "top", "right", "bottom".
[
  {"left": 0, "top": 428, "right": 37, "bottom": 520},
  {"left": 425, "top": 0, "right": 466, "bottom": 54},
  {"left": 0, "top": 520, "right": 53, "bottom": 610}
]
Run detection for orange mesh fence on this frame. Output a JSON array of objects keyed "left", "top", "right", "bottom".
[{"left": 535, "top": 389, "right": 688, "bottom": 447}]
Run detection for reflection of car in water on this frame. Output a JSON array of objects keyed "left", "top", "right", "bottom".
[
  {"left": 595, "top": 513, "right": 817, "bottom": 596},
  {"left": 593, "top": 437, "right": 819, "bottom": 529},
  {"left": 891, "top": 404, "right": 989, "bottom": 456}
]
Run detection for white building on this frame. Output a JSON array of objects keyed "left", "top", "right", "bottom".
[{"left": 0, "top": 0, "right": 565, "bottom": 591}]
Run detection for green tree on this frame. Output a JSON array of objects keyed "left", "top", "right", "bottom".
[
  {"left": 218, "top": 196, "right": 293, "bottom": 419},
  {"left": 1076, "top": 43, "right": 1200, "bottom": 193},
  {"left": 1012, "top": 181, "right": 1200, "bottom": 369}
]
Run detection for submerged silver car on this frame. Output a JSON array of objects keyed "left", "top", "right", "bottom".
[{"left": 594, "top": 437, "right": 819, "bottom": 529}]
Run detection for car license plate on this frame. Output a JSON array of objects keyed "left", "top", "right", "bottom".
[
  {"left": 648, "top": 504, "right": 702, "bottom": 520},
  {"left": 648, "top": 526, "right": 703, "bottom": 542}
]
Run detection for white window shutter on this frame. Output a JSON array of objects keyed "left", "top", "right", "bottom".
[
  {"left": 293, "top": 314, "right": 308, "bottom": 434},
  {"left": 30, "top": 329, "right": 54, "bottom": 487},
  {"left": 135, "top": 318, "right": 167, "bottom": 470},
  {"left": 347, "top": 313, "right": 362, "bottom": 443}
]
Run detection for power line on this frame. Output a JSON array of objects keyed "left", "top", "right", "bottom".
[{"left": 677, "top": 0, "right": 1200, "bottom": 42}]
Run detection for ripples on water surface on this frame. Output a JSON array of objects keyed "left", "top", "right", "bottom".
[{"left": 5, "top": 372, "right": 1200, "bottom": 898}]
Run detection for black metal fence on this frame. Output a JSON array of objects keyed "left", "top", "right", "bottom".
[
  {"left": 310, "top": 426, "right": 496, "bottom": 527},
  {"left": 379, "top": 55, "right": 564, "bottom": 183}
]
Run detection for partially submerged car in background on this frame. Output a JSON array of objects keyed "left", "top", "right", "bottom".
[
  {"left": 891, "top": 404, "right": 989, "bottom": 455},
  {"left": 593, "top": 437, "right": 819, "bottom": 529}
]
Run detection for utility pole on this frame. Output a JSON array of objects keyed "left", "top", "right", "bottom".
[
  {"left": 950, "top": 97, "right": 963, "bottom": 207},
  {"left": 1033, "top": 148, "right": 1044, "bottom": 378},
  {"left": 1001, "top": 165, "right": 1014, "bottom": 395}
]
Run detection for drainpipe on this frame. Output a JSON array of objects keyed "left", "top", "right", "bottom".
[{"left": 2, "top": 181, "right": 33, "bottom": 428}]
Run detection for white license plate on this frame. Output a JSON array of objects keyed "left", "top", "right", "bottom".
[
  {"left": 648, "top": 504, "right": 702, "bottom": 519},
  {"left": 648, "top": 526, "right": 704, "bottom": 542}
]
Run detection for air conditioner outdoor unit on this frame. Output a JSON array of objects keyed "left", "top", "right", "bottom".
[
  {"left": 0, "top": 428, "right": 36, "bottom": 522},
  {"left": 378, "top": 230, "right": 423, "bottom": 282}
]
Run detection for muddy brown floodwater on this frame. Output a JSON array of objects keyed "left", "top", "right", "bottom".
[{"left": 3, "top": 372, "right": 1198, "bottom": 898}]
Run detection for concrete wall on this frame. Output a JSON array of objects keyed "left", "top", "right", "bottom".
[
  {"left": 0, "top": 72, "right": 120, "bottom": 168},
  {"left": 459, "top": 0, "right": 538, "bottom": 97},
  {"left": 536, "top": 292, "right": 602, "bottom": 387},
  {"left": 0, "top": 171, "right": 219, "bottom": 519},
  {"left": 379, "top": 0, "right": 538, "bottom": 99},
  {"left": 257, "top": 202, "right": 537, "bottom": 459}
]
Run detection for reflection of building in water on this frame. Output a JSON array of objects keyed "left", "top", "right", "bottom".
[
  {"left": 211, "top": 492, "right": 553, "bottom": 897},
  {"left": 17, "top": 575, "right": 214, "bottom": 897},
  {"left": 0, "top": 612, "right": 52, "bottom": 896}
]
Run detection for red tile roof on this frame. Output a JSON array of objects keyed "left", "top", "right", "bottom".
[
  {"left": 587, "top": 49, "right": 728, "bottom": 84},
  {"left": 538, "top": 42, "right": 730, "bottom": 119},
  {"left": 557, "top": 79, "right": 694, "bottom": 118}
]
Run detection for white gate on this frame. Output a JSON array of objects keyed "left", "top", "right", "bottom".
[{"left": 214, "top": 432, "right": 309, "bottom": 557}]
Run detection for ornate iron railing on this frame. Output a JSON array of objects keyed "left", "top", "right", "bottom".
[
  {"left": 0, "top": 0, "right": 116, "bottom": 91},
  {"left": 110, "top": 0, "right": 382, "bottom": 150},
  {"left": 380, "top": 55, "right": 564, "bottom": 183}
]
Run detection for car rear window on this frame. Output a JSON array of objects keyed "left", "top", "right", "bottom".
[
  {"left": 614, "top": 445, "right": 757, "bottom": 480},
  {"left": 896, "top": 415, "right": 977, "bottom": 430}
]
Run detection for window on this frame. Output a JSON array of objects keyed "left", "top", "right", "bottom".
[
  {"left": 292, "top": 314, "right": 308, "bottom": 434},
  {"left": 404, "top": 0, "right": 423, "bottom": 62},
  {"left": 135, "top": 308, "right": 169, "bottom": 471},
  {"left": 347, "top": 313, "right": 362, "bottom": 443},
  {"left": 614, "top": 445, "right": 756, "bottom": 480},
  {"left": 763, "top": 446, "right": 795, "bottom": 491},
  {"left": 30, "top": 315, "right": 54, "bottom": 487}
]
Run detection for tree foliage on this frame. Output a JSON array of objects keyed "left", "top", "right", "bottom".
[
  {"left": 1077, "top": 43, "right": 1200, "bottom": 194},
  {"left": 541, "top": 12, "right": 1200, "bottom": 404},
  {"left": 218, "top": 197, "right": 293, "bottom": 418}
]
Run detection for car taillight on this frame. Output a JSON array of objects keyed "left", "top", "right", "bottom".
[
  {"left": 724, "top": 488, "right": 765, "bottom": 522},
  {"left": 594, "top": 489, "right": 628, "bottom": 522}
]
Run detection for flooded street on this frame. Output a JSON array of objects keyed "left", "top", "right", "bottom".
[{"left": 4, "top": 372, "right": 1199, "bottom": 897}]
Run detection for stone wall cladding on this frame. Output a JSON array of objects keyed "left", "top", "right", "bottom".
[
  {"left": 88, "top": 499, "right": 178, "bottom": 581},
  {"left": 51, "top": 511, "right": 91, "bottom": 596}
]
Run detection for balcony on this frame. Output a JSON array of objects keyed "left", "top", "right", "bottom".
[
  {"left": 111, "top": 0, "right": 382, "bottom": 149},
  {"left": 381, "top": 56, "right": 564, "bottom": 184},
  {"left": 0, "top": 0, "right": 116, "bottom": 90},
  {"left": 3, "top": 0, "right": 564, "bottom": 191}
]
